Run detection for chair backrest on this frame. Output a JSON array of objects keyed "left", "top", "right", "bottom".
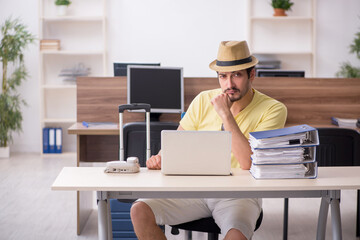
[
  {"left": 123, "top": 122, "right": 179, "bottom": 167},
  {"left": 316, "top": 128, "right": 360, "bottom": 167}
]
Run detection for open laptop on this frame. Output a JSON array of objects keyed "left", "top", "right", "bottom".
[{"left": 161, "top": 130, "right": 232, "bottom": 175}]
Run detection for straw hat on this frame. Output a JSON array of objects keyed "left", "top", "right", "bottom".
[{"left": 209, "top": 41, "right": 258, "bottom": 72}]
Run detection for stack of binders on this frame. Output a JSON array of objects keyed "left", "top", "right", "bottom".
[
  {"left": 43, "top": 127, "right": 62, "bottom": 154},
  {"left": 249, "top": 124, "right": 319, "bottom": 179}
]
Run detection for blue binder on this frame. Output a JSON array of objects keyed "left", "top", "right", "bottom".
[
  {"left": 49, "top": 128, "right": 56, "bottom": 153},
  {"left": 249, "top": 124, "right": 320, "bottom": 179},
  {"left": 55, "top": 128, "right": 62, "bottom": 154},
  {"left": 43, "top": 128, "right": 50, "bottom": 153},
  {"left": 249, "top": 124, "right": 319, "bottom": 149}
]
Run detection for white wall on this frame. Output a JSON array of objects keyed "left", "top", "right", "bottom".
[
  {"left": 107, "top": 0, "right": 248, "bottom": 77},
  {"left": 0, "top": 0, "right": 359, "bottom": 152},
  {"left": 316, "top": 0, "right": 360, "bottom": 76}
]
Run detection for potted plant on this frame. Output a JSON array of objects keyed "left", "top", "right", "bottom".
[
  {"left": 0, "top": 18, "right": 35, "bottom": 158},
  {"left": 271, "top": 0, "right": 294, "bottom": 17},
  {"left": 336, "top": 31, "right": 360, "bottom": 78},
  {"left": 55, "top": 0, "right": 72, "bottom": 16}
]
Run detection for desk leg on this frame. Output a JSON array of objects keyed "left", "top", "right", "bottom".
[
  {"left": 97, "top": 191, "right": 112, "bottom": 240},
  {"left": 317, "top": 190, "right": 342, "bottom": 240},
  {"left": 76, "top": 135, "right": 93, "bottom": 235},
  {"left": 357, "top": 190, "right": 359, "bottom": 237},
  {"left": 330, "top": 192, "right": 342, "bottom": 240},
  {"left": 317, "top": 197, "right": 329, "bottom": 240}
]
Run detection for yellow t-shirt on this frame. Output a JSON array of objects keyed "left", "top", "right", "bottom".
[{"left": 180, "top": 88, "right": 287, "bottom": 168}]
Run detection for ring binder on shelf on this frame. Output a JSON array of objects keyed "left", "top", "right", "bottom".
[
  {"left": 49, "top": 128, "right": 55, "bottom": 153},
  {"left": 55, "top": 128, "right": 62, "bottom": 154},
  {"left": 43, "top": 128, "right": 49, "bottom": 153}
]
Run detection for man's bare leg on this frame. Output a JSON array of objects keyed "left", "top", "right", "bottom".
[
  {"left": 224, "top": 228, "right": 248, "bottom": 240},
  {"left": 130, "top": 201, "right": 167, "bottom": 240}
]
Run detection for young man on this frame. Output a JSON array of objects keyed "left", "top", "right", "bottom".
[{"left": 131, "top": 41, "right": 287, "bottom": 240}]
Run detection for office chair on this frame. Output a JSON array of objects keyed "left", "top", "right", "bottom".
[
  {"left": 283, "top": 128, "right": 360, "bottom": 240},
  {"left": 170, "top": 210, "right": 263, "bottom": 240}
]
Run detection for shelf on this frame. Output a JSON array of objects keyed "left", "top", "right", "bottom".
[
  {"left": 248, "top": 0, "right": 316, "bottom": 77},
  {"left": 251, "top": 16, "right": 314, "bottom": 21},
  {"left": 41, "top": 16, "right": 104, "bottom": 22},
  {"left": 41, "top": 50, "right": 104, "bottom": 55}
]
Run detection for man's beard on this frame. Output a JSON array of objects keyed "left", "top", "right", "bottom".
[{"left": 224, "top": 83, "right": 251, "bottom": 102}]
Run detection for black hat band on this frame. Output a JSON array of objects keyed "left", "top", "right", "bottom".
[{"left": 216, "top": 56, "right": 252, "bottom": 66}]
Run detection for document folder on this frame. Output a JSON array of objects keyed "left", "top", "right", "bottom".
[
  {"left": 55, "top": 128, "right": 62, "bottom": 154},
  {"left": 249, "top": 124, "right": 319, "bottom": 149},
  {"left": 43, "top": 128, "right": 49, "bottom": 153},
  {"left": 249, "top": 125, "right": 319, "bottom": 179},
  {"left": 250, "top": 162, "right": 318, "bottom": 179},
  {"left": 49, "top": 128, "right": 55, "bottom": 153},
  {"left": 251, "top": 146, "right": 316, "bottom": 165}
]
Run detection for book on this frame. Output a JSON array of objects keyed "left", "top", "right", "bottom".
[
  {"left": 249, "top": 124, "right": 319, "bottom": 149},
  {"left": 40, "top": 39, "right": 60, "bottom": 51},
  {"left": 250, "top": 162, "right": 318, "bottom": 179}
]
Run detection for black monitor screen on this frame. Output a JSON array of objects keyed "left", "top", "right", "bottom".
[
  {"left": 127, "top": 66, "right": 184, "bottom": 113},
  {"left": 114, "top": 62, "right": 160, "bottom": 76},
  {"left": 257, "top": 70, "right": 305, "bottom": 77}
]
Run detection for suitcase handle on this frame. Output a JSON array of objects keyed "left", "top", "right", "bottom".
[
  {"left": 119, "top": 103, "right": 151, "bottom": 113},
  {"left": 118, "top": 103, "right": 151, "bottom": 162}
]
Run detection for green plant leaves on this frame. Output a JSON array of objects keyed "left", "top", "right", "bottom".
[
  {"left": 0, "top": 17, "right": 35, "bottom": 147},
  {"left": 271, "top": 0, "right": 294, "bottom": 11}
]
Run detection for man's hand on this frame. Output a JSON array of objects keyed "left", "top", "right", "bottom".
[
  {"left": 211, "top": 93, "right": 233, "bottom": 119},
  {"left": 146, "top": 154, "right": 162, "bottom": 170}
]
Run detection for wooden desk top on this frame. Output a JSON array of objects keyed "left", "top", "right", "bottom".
[
  {"left": 68, "top": 122, "right": 119, "bottom": 135},
  {"left": 52, "top": 167, "right": 360, "bottom": 192}
]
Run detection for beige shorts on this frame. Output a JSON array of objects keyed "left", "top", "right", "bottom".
[{"left": 136, "top": 198, "right": 262, "bottom": 239}]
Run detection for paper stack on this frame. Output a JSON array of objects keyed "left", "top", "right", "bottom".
[
  {"left": 331, "top": 117, "right": 359, "bottom": 129},
  {"left": 249, "top": 124, "right": 319, "bottom": 179},
  {"left": 40, "top": 39, "right": 60, "bottom": 51}
]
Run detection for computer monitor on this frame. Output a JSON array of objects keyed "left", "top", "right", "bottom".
[
  {"left": 113, "top": 62, "right": 160, "bottom": 76},
  {"left": 257, "top": 69, "right": 305, "bottom": 77},
  {"left": 127, "top": 66, "right": 184, "bottom": 120}
]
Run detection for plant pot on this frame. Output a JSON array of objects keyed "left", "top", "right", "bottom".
[
  {"left": 56, "top": 5, "right": 68, "bottom": 16},
  {"left": 273, "top": 8, "right": 287, "bottom": 17},
  {"left": 0, "top": 146, "right": 10, "bottom": 158}
]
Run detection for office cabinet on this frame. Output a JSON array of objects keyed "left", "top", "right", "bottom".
[
  {"left": 248, "top": 0, "right": 316, "bottom": 76},
  {"left": 39, "top": 0, "right": 107, "bottom": 154},
  {"left": 110, "top": 200, "right": 138, "bottom": 240}
]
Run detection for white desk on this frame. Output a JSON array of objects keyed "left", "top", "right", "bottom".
[{"left": 52, "top": 166, "right": 360, "bottom": 240}]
